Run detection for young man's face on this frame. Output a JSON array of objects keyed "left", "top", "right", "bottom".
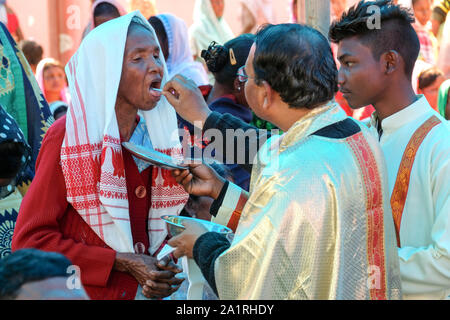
[{"left": 337, "top": 36, "right": 386, "bottom": 109}]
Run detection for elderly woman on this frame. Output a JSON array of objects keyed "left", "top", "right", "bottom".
[{"left": 12, "top": 12, "right": 188, "bottom": 300}]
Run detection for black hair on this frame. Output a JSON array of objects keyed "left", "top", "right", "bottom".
[
  {"left": 254, "top": 23, "right": 338, "bottom": 109},
  {"left": 0, "top": 249, "right": 72, "bottom": 299},
  {"left": 0, "top": 141, "right": 27, "bottom": 179},
  {"left": 53, "top": 106, "right": 68, "bottom": 120},
  {"left": 148, "top": 16, "right": 169, "bottom": 60},
  {"left": 418, "top": 67, "right": 444, "bottom": 90},
  {"left": 19, "top": 40, "right": 43, "bottom": 66},
  {"left": 329, "top": 0, "right": 420, "bottom": 79},
  {"left": 93, "top": 2, "right": 120, "bottom": 19},
  {"left": 201, "top": 34, "right": 255, "bottom": 90}
]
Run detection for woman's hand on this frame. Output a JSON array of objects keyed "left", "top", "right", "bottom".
[
  {"left": 114, "top": 253, "right": 185, "bottom": 299},
  {"left": 172, "top": 163, "right": 225, "bottom": 199},
  {"left": 167, "top": 220, "right": 209, "bottom": 259}
]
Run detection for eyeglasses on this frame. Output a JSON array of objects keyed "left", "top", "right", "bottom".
[{"left": 236, "top": 66, "right": 252, "bottom": 83}]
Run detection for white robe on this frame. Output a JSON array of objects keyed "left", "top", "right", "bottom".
[
  {"left": 212, "top": 103, "right": 402, "bottom": 300},
  {"left": 368, "top": 95, "right": 450, "bottom": 299}
]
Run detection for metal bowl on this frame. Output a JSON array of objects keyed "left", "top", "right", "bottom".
[{"left": 161, "top": 215, "right": 232, "bottom": 237}]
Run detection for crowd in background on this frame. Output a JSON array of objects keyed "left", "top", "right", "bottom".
[
  {"left": 8, "top": 0, "right": 450, "bottom": 122},
  {"left": 0, "top": 0, "right": 449, "bottom": 300}
]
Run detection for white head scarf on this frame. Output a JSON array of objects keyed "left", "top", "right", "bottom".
[
  {"left": 188, "top": 0, "right": 234, "bottom": 59},
  {"left": 0, "top": 5, "right": 7, "bottom": 26},
  {"left": 62, "top": 11, "right": 188, "bottom": 254},
  {"left": 158, "top": 13, "right": 209, "bottom": 85}
]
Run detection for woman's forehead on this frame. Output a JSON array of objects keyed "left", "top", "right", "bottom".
[{"left": 125, "top": 25, "right": 159, "bottom": 51}]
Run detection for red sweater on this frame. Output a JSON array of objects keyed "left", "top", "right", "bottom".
[{"left": 12, "top": 116, "right": 156, "bottom": 300}]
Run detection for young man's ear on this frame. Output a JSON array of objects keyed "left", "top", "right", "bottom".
[{"left": 383, "top": 50, "right": 400, "bottom": 75}]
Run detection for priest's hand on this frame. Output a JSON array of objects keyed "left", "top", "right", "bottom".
[
  {"left": 114, "top": 253, "right": 185, "bottom": 299},
  {"left": 172, "top": 162, "right": 225, "bottom": 199},
  {"left": 163, "top": 74, "right": 211, "bottom": 128},
  {"left": 168, "top": 220, "right": 209, "bottom": 259}
]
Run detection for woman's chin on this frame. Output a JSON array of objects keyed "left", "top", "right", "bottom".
[{"left": 140, "top": 99, "right": 160, "bottom": 111}]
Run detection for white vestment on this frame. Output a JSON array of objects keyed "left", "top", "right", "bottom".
[
  {"left": 368, "top": 95, "right": 450, "bottom": 299},
  {"left": 212, "top": 103, "right": 402, "bottom": 300}
]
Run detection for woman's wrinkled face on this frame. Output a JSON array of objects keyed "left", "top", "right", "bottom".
[
  {"left": 117, "top": 24, "right": 164, "bottom": 111},
  {"left": 43, "top": 66, "right": 66, "bottom": 94},
  {"left": 210, "top": 0, "right": 224, "bottom": 19}
]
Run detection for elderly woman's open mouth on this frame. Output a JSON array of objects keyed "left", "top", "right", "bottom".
[{"left": 149, "top": 79, "right": 162, "bottom": 98}]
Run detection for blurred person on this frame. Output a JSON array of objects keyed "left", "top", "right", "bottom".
[
  {"left": 163, "top": 23, "right": 402, "bottom": 300},
  {"left": 129, "top": 0, "right": 157, "bottom": 19},
  {"left": 331, "top": 0, "right": 348, "bottom": 20},
  {"left": 177, "top": 35, "right": 256, "bottom": 191},
  {"left": 0, "top": 23, "right": 53, "bottom": 194},
  {"left": 0, "top": 105, "right": 31, "bottom": 259},
  {"left": 0, "top": 1, "right": 23, "bottom": 42},
  {"left": 0, "top": 248, "right": 88, "bottom": 300},
  {"left": 412, "top": 0, "right": 438, "bottom": 65},
  {"left": 330, "top": 1, "right": 349, "bottom": 74},
  {"left": 12, "top": 12, "right": 188, "bottom": 300},
  {"left": 330, "top": 0, "right": 450, "bottom": 299},
  {"left": 411, "top": 57, "right": 433, "bottom": 93},
  {"left": 93, "top": 0, "right": 122, "bottom": 27},
  {"left": 417, "top": 67, "right": 446, "bottom": 111},
  {"left": 148, "top": 13, "right": 209, "bottom": 86},
  {"left": 436, "top": 14, "right": 450, "bottom": 77},
  {"left": 438, "top": 79, "right": 450, "bottom": 119},
  {"left": 189, "top": 0, "right": 234, "bottom": 72},
  {"left": 430, "top": 0, "right": 450, "bottom": 76},
  {"left": 49, "top": 101, "right": 69, "bottom": 121},
  {"left": 196, "top": 35, "right": 255, "bottom": 191},
  {"left": 19, "top": 40, "right": 43, "bottom": 75},
  {"left": 289, "top": 0, "right": 298, "bottom": 23},
  {"left": 82, "top": 0, "right": 127, "bottom": 39},
  {"left": 430, "top": 0, "right": 449, "bottom": 36},
  {"left": 36, "top": 58, "right": 70, "bottom": 105},
  {"left": 239, "top": 0, "right": 276, "bottom": 34}
]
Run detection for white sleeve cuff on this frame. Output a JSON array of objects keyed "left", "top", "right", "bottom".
[{"left": 211, "top": 182, "right": 244, "bottom": 227}]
